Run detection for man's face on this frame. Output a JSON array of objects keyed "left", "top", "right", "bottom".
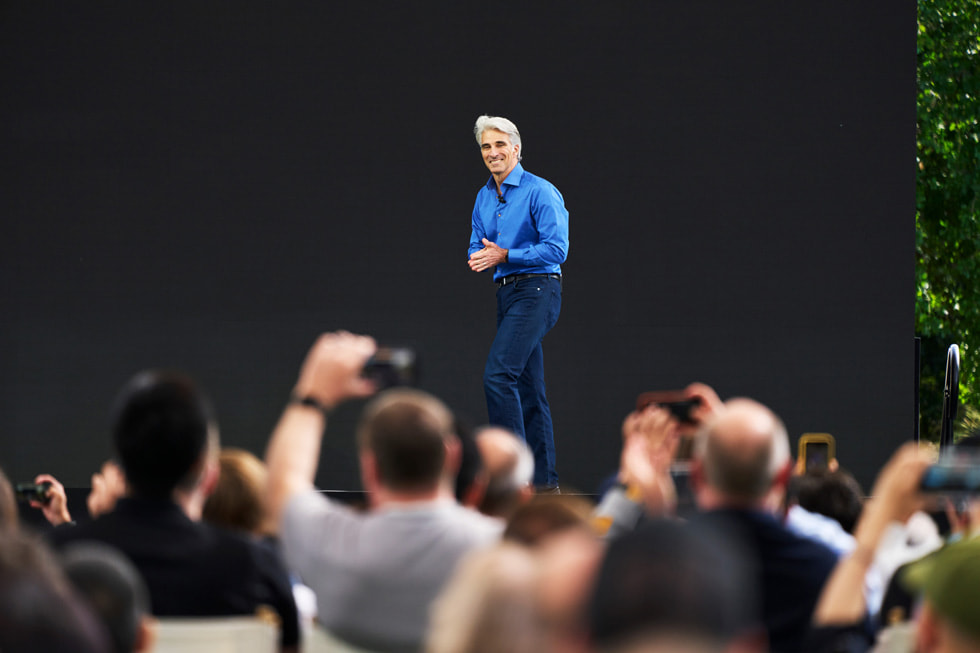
[{"left": 481, "top": 129, "right": 520, "bottom": 178}]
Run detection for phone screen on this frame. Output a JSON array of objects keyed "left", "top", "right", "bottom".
[{"left": 804, "top": 442, "right": 830, "bottom": 471}]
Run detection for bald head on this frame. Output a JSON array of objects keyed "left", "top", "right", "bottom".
[
  {"left": 476, "top": 427, "right": 534, "bottom": 518},
  {"left": 696, "top": 399, "right": 790, "bottom": 503}
]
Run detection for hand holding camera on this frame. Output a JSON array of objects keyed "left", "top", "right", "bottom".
[
  {"left": 17, "top": 474, "right": 72, "bottom": 526},
  {"left": 361, "top": 347, "right": 418, "bottom": 390}
]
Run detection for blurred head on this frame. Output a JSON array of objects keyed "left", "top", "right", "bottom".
[
  {"left": 787, "top": 468, "right": 864, "bottom": 534},
  {"left": 0, "top": 466, "right": 19, "bottom": 533},
  {"left": 453, "top": 416, "right": 486, "bottom": 507},
  {"left": 904, "top": 538, "right": 980, "bottom": 652},
  {"left": 0, "top": 531, "right": 110, "bottom": 653},
  {"left": 427, "top": 543, "right": 543, "bottom": 653},
  {"left": 111, "top": 371, "right": 217, "bottom": 499},
  {"left": 477, "top": 426, "right": 534, "bottom": 518},
  {"left": 356, "top": 388, "right": 456, "bottom": 493},
  {"left": 504, "top": 494, "right": 595, "bottom": 547},
  {"left": 589, "top": 519, "right": 762, "bottom": 653},
  {"left": 693, "top": 399, "right": 791, "bottom": 508},
  {"left": 202, "top": 448, "right": 269, "bottom": 535},
  {"left": 62, "top": 542, "right": 153, "bottom": 653},
  {"left": 536, "top": 526, "right": 605, "bottom": 653}
]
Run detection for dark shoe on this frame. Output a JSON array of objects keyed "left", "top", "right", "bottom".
[{"left": 536, "top": 484, "right": 561, "bottom": 495}]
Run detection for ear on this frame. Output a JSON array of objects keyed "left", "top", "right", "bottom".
[
  {"left": 135, "top": 616, "right": 158, "bottom": 653},
  {"left": 518, "top": 483, "right": 534, "bottom": 505},
  {"left": 360, "top": 450, "right": 379, "bottom": 491},
  {"left": 200, "top": 455, "right": 220, "bottom": 498},
  {"left": 443, "top": 435, "right": 462, "bottom": 477},
  {"left": 916, "top": 602, "right": 941, "bottom": 653},
  {"left": 461, "top": 470, "right": 488, "bottom": 509},
  {"left": 772, "top": 460, "right": 794, "bottom": 491}
]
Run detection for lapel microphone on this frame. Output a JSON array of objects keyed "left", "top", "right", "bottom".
[{"left": 497, "top": 194, "right": 506, "bottom": 204}]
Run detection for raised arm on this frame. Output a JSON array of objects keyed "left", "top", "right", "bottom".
[
  {"left": 264, "top": 332, "right": 377, "bottom": 528},
  {"left": 593, "top": 406, "right": 680, "bottom": 538},
  {"left": 812, "top": 442, "right": 932, "bottom": 626}
]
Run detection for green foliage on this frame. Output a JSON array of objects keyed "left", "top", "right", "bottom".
[{"left": 917, "top": 0, "right": 980, "bottom": 440}]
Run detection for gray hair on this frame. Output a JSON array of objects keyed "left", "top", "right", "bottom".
[{"left": 474, "top": 115, "right": 522, "bottom": 161}]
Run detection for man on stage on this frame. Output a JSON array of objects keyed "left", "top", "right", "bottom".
[{"left": 467, "top": 114, "right": 569, "bottom": 492}]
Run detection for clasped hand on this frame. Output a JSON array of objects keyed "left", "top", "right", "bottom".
[{"left": 468, "top": 238, "right": 508, "bottom": 272}]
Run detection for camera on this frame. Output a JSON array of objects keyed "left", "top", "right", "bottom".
[
  {"left": 635, "top": 391, "right": 702, "bottom": 424},
  {"left": 362, "top": 347, "right": 418, "bottom": 389},
  {"left": 920, "top": 445, "right": 980, "bottom": 497},
  {"left": 14, "top": 481, "right": 53, "bottom": 504}
]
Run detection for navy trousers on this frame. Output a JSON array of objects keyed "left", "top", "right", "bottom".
[{"left": 484, "top": 275, "right": 562, "bottom": 486}]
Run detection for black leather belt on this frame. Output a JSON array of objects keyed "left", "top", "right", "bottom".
[{"left": 496, "top": 273, "right": 562, "bottom": 287}]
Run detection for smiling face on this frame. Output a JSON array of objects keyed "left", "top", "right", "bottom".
[{"left": 480, "top": 128, "right": 520, "bottom": 182}]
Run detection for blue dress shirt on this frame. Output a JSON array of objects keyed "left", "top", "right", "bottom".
[{"left": 468, "top": 163, "right": 569, "bottom": 282}]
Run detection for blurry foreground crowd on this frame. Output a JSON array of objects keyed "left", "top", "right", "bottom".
[{"left": 1, "top": 331, "right": 979, "bottom": 653}]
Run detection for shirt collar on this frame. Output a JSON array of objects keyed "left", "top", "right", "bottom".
[{"left": 485, "top": 162, "right": 525, "bottom": 191}]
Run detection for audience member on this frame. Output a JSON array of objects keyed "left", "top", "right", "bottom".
[
  {"left": 47, "top": 370, "right": 300, "bottom": 652},
  {"left": 426, "top": 542, "right": 543, "bottom": 653},
  {"left": 875, "top": 435, "right": 980, "bottom": 630},
  {"left": 593, "top": 404, "right": 682, "bottom": 538},
  {"left": 588, "top": 518, "right": 765, "bottom": 653},
  {"left": 16, "top": 337, "right": 975, "bottom": 653},
  {"left": 61, "top": 542, "right": 156, "bottom": 653},
  {"left": 476, "top": 425, "right": 535, "bottom": 518},
  {"left": 504, "top": 492, "right": 595, "bottom": 546},
  {"left": 782, "top": 463, "right": 899, "bottom": 622},
  {"left": 809, "top": 443, "right": 960, "bottom": 653},
  {"left": 788, "top": 467, "right": 865, "bottom": 534},
  {"left": 690, "top": 398, "right": 839, "bottom": 653},
  {"left": 535, "top": 525, "right": 606, "bottom": 653},
  {"left": 901, "top": 538, "right": 980, "bottom": 653},
  {"left": 0, "top": 466, "right": 18, "bottom": 531},
  {"left": 453, "top": 415, "right": 489, "bottom": 509},
  {"left": 201, "top": 446, "right": 320, "bottom": 628},
  {"left": 203, "top": 447, "right": 275, "bottom": 536},
  {"left": 0, "top": 530, "right": 110, "bottom": 653},
  {"left": 264, "top": 331, "right": 503, "bottom": 652},
  {"left": 593, "top": 384, "right": 724, "bottom": 536}
]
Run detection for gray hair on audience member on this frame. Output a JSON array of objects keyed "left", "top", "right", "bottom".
[
  {"left": 426, "top": 543, "right": 542, "bottom": 653},
  {"left": 478, "top": 427, "right": 534, "bottom": 496},
  {"left": 498, "top": 434, "right": 533, "bottom": 493},
  {"left": 474, "top": 115, "right": 523, "bottom": 160}
]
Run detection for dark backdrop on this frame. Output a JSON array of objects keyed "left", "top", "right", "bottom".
[{"left": 1, "top": 1, "right": 914, "bottom": 493}]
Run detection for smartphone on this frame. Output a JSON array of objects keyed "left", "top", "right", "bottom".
[
  {"left": 798, "top": 433, "right": 835, "bottom": 472},
  {"left": 635, "top": 391, "right": 702, "bottom": 424},
  {"left": 362, "top": 347, "right": 418, "bottom": 389}
]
